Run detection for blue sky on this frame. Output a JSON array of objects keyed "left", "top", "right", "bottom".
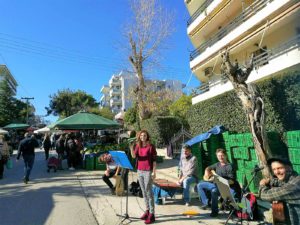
[{"left": 0, "top": 0, "right": 199, "bottom": 123}]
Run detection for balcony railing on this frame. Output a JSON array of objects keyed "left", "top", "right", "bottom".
[
  {"left": 192, "top": 34, "right": 300, "bottom": 97},
  {"left": 187, "top": 0, "right": 214, "bottom": 26},
  {"left": 190, "top": 0, "right": 271, "bottom": 61}
]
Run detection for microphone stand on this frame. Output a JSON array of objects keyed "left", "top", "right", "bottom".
[{"left": 116, "top": 169, "right": 139, "bottom": 224}]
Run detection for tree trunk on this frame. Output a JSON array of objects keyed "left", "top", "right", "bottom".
[
  {"left": 221, "top": 50, "right": 271, "bottom": 177},
  {"left": 129, "top": 35, "right": 151, "bottom": 121}
]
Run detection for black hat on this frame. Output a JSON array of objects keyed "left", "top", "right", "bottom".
[{"left": 267, "top": 156, "right": 292, "bottom": 166}]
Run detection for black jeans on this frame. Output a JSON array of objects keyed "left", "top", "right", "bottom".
[
  {"left": 102, "top": 169, "right": 129, "bottom": 190},
  {"left": 102, "top": 170, "right": 116, "bottom": 189}
]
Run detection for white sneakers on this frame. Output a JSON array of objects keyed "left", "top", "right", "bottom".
[{"left": 69, "top": 167, "right": 75, "bottom": 171}]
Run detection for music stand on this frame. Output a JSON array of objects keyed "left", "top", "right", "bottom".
[
  {"left": 109, "top": 150, "right": 138, "bottom": 223},
  {"left": 214, "top": 175, "right": 242, "bottom": 225}
]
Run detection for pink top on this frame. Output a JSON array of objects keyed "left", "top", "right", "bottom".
[{"left": 134, "top": 144, "right": 157, "bottom": 171}]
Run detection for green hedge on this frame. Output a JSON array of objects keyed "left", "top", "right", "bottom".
[
  {"left": 187, "top": 71, "right": 300, "bottom": 135},
  {"left": 139, "top": 116, "right": 182, "bottom": 147}
]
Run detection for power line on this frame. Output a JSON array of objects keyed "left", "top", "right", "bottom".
[{"left": 0, "top": 32, "right": 191, "bottom": 79}]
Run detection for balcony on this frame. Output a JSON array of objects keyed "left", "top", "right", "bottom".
[
  {"left": 187, "top": 0, "right": 214, "bottom": 26},
  {"left": 109, "top": 88, "right": 121, "bottom": 96},
  {"left": 192, "top": 34, "right": 300, "bottom": 102},
  {"left": 190, "top": 0, "right": 272, "bottom": 61}
]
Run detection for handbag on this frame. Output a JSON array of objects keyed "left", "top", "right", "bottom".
[{"left": 6, "top": 158, "right": 13, "bottom": 169}]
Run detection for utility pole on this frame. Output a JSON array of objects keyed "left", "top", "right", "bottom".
[{"left": 21, "top": 97, "right": 34, "bottom": 124}]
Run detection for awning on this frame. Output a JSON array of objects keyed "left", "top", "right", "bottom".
[{"left": 185, "top": 125, "right": 225, "bottom": 146}]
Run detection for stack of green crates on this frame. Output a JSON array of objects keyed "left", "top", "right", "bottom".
[
  {"left": 191, "top": 144, "right": 203, "bottom": 179},
  {"left": 223, "top": 132, "right": 261, "bottom": 193},
  {"left": 286, "top": 130, "right": 300, "bottom": 174}
]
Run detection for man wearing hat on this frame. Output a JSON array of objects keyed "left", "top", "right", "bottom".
[{"left": 259, "top": 156, "right": 300, "bottom": 225}]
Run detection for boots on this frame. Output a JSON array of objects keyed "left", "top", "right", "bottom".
[
  {"left": 144, "top": 213, "right": 155, "bottom": 224},
  {"left": 140, "top": 210, "right": 149, "bottom": 220}
]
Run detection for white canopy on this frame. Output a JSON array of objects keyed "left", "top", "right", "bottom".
[
  {"left": 114, "top": 111, "right": 125, "bottom": 120},
  {"left": 34, "top": 126, "right": 50, "bottom": 134},
  {"left": 0, "top": 128, "right": 8, "bottom": 134}
]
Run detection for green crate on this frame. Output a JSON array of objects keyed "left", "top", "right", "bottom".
[
  {"left": 287, "top": 138, "right": 300, "bottom": 148},
  {"left": 288, "top": 148, "right": 300, "bottom": 164},
  {"left": 232, "top": 147, "right": 249, "bottom": 160},
  {"left": 293, "top": 164, "right": 300, "bottom": 174},
  {"left": 236, "top": 170, "right": 246, "bottom": 185},
  {"left": 85, "top": 157, "right": 95, "bottom": 170},
  {"left": 244, "top": 160, "right": 257, "bottom": 170},
  {"left": 245, "top": 171, "right": 262, "bottom": 193},
  {"left": 95, "top": 162, "right": 106, "bottom": 170},
  {"left": 249, "top": 148, "right": 258, "bottom": 162},
  {"left": 236, "top": 159, "right": 245, "bottom": 171}
]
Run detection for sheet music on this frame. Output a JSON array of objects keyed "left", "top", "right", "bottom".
[{"left": 213, "top": 174, "right": 239, "bottom": 210}]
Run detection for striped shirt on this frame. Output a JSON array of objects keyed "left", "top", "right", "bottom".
[{"left": 259, "top": 172, "right": 300, "bottom": 225}]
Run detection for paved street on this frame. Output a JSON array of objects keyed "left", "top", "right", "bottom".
[{"left": 0, "top": 149, "right": 267, "bottom": 225}]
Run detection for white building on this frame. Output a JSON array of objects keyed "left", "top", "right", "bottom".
[
  {"left": 185, "top": 0, "right": 300, "bottom": 104},
  {"left": 100, "top": 71, "right": 184, "bottom": 114},
  {"left": 0, "top": 65, "right": 18, "bottom": 95}
]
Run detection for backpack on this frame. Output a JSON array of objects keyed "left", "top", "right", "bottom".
[
  {"left": 236, "top": 193, "right": 257, "bottom": 220},
  {"left": 129, "top": 181, "right": 143, "bottom": 198}
]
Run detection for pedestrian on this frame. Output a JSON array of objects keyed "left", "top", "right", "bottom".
[
  {"left": 197, "top": 148, "right": 240, "bottom": 217},
  {"left": 99, "top": 153, "right": 121, "bottom": 195},
  {"left": 0, "top": 134, "right": 10, "bottom": 179},
  {"left": 130, "top": 130, "right": 157, "bottom": 224},
  {"left": 259, "top": 156, "right": 300, "bottom": 225},
  {"left": 55, "top": 134, "right": 65, "bottom": 170},
  {"left": 65, "top": 133, "right": 76, "bottom": 170},
  {"left": 42, "top": 134, "right": 52, "bottom": 160},
  {"left": 16, "top": 133, "right": 39, "bottom": 183},
  {"left": 177, "top": 144, "right": 198, "bottom": 206}
]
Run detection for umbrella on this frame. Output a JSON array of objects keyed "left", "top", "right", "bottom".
[
  {"left": 34, "top": 126, "right": 51, "bottom": 134},
  {"left": 0, "top": 128, "right": 8, "bottom": 134},
  {"left": 54, "top": 112, "right": 120, "bottom": 130},
  {"left": 3, "top": 123, "right": 30, "bottom": 130}
]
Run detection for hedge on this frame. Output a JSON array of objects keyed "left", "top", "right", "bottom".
[
  {"left": 139, "top": 116, "right": 183, "bottom": 147},
  {"left": 187, "top": 71, "right": 300, "bottom": 135}
]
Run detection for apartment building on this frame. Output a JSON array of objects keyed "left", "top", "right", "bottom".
[
  {"left": 100, "top": 71, "right": 184, "bottom": 114},
  {"left": 0, "top": 65, "right": 18, "bottom": 95},
  {"left": 185, "top": 0, "right": 300, "bottom": 104}
]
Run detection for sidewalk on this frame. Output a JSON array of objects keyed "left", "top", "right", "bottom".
[{"left": 77, "top": 157, "right": 265, "bottom": 225}]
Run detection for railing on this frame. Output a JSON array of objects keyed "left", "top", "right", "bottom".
[
  {"left": 190, "top": 0, "right": 271, "bottom": 61},
  {"left": 187, "top": 0, "right": 214, "bottom": 26},
  {"left": 253, "top": 34, "right": 300, "bottom": 68},
  {"left": 192, "top": 34, "right": 300, "bottom": 97}
]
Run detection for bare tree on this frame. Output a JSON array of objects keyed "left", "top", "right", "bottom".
[
  {"left": 124, "top": 0, "right": 174, "bottom": 121},
  {"left": 221, "top": 50, "right": 271, "bottom": 177}
]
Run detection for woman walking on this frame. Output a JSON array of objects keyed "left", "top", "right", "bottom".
[
  {"left": 42, "top": 134, "right": 52, "bottom": 160},
  {"left": 130, "top": 130, "right": 157, "bottom": 224}
]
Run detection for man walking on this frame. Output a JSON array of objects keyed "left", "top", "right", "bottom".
[{"left": 16, "top": 133, "right": 39, "bottom": 184}]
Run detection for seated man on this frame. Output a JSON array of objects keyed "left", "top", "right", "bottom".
[
  {"left": 197, "top": 148, "right": 240, "bottom": 217},
  {"left": 99, "top": 153, "right": 127, "bottom": 195},
  {"left": 177, "top": 144, "right": 198, "bottom": 206},
  {"left": 259, "top": 156, "right": 300, "bottom": 225}
]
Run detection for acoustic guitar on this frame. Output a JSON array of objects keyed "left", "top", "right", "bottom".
[{"left": 272, "top": 201, "right": 285, "bottom": 225}]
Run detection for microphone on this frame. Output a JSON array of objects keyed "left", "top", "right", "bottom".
[{"left": 251, "top": 165, "right": 264, "bottom": 174}]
